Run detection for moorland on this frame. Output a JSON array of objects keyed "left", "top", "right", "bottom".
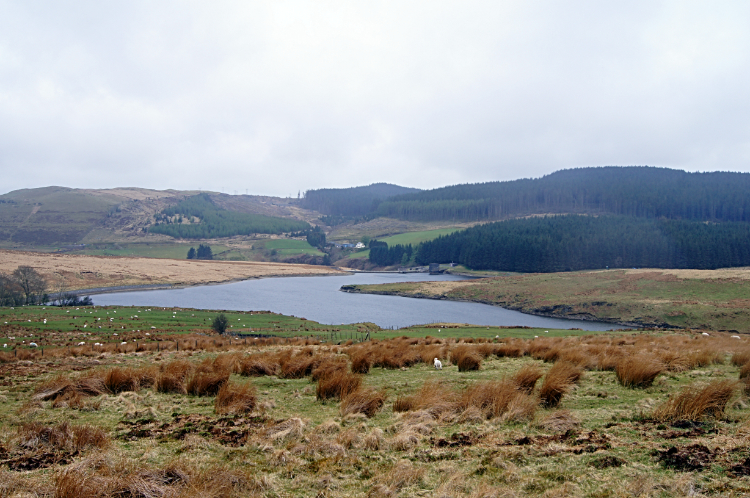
[{"left": 1, "top": 304, "right": 750, "bottom": 497}]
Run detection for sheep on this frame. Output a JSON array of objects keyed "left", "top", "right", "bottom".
[
  {"left": 434, "top": 358, "right": 442, "bottom": 370},
  {"left": 77, "top": 341, "right": 86, "bottom": 346},
  {"left": 702, "top": 332, "right": 710, "bottom": 336},
  {"left": 29, "top": 342, "right": 38, "bottom": 347},
  {"left": 732, "top": 335, "right": 741, "bottom": 339}
]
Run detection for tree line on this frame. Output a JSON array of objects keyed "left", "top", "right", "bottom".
[
  {"left": 149, "top": 194, "right": 310, "bottom": 239},
  {"left": 300, "top": 183, "right": 420, "bottom": 217},
  {"left": 368, "top": 240, "right": 414, "bottom": 267},
  {"left": 375, "top": 167, "right": 750, "bottom": 223},
  {"left": 414, "top": 215, "right": 750, "bottom": 272},
  {"left": 187, "top": 244, "right": 213, "bottom": 260}
]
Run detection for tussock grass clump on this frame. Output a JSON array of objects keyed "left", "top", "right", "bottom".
[
  {"left": 731, "top": 349, "right": 750, "bottom": 367},
  {"left": 311, "top": 357, "right": 348, "bottom": 381},
  {"left": 653, "top": 380, "right": 738, "bottom": 422},
  {"left": 104, "top": 367, "right": 142, "bottom": 394},
  {"left": 341, "top": 388, "right": 386, "bottom": 418},
  {"left": 539, "top": 361, "right": 583, "bottom": 408},
  {"left": 459, "top": 380, "right": 537, "bottom": 421},
  {"left": 452, "top": 346, "right": 482, "bottom": 372},
  {"left": 187, "top": 371, "right": 229, "bottom": 396},
  {"left": 34, "top": 373, "right": 108, "bottom": 401},
  {"left": 511, "top": 364, "right": 544, "bottom": 394},
  {"left": 15, "top": 421, "right": 109, "bottom": 455},
  {"left": 393, "top": 380, "right": 459, "bottom": 418},
  {"left": 215, "top": 381, "right": 257, "bottom": 415},
  {"left": 316, "top": 371, "right": 362, "bottom": 400},
  {"left": 369, "top": 460, "right": 425, "bottom": 496},
  {"left": 280, "top": 354, "right": 316, "bottom": 378},
  {"left": 615, "top": 355, "right": 664, "bottom": 388},
  {"left": 156, "top": 360, "right": 193, "bottom": 394},
  {"left": 740, "top": 362, "right": 750, "bottom": 380},
  {"left": 351, "top": 353, "right": 371, "bottom": 374},
  {"left": 539, "top": 410, "right": 580, "bottom": 432},
  {"left": 237, "top": 354, "right": 280, "bottom": 377}
]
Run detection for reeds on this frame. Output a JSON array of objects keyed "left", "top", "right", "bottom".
[
  {"left": 340, "top": 387, "right": 386, "bottom": 418},
  {"left": 539, "top": 361, "right": 583, "bottom": 408},
  {"left": 104, "top": 367, "right": 141, "bottom": 394},
  {"left": 452, "top": 346, "right": 482, "bottom": 372},
  {"left": 155, "top": 360, "right": 193, "bottom": 394},
  {"left": 615, "top": 355, "right": 664, "bottom": 388},
  {"left": 316, "top": 371, "right": 362, "bottom": 400},
  {"left": 511, "top": 364, "right": 544, "bottom": 394},
  {"left": 215, "top": 382, "right": 257, "bottom": 415},
  {"left": 459, "top": 380, "right": 537, "bottom": 421},
  {"left": 653, "top": 380, "right": 738, "bottom": 422}
]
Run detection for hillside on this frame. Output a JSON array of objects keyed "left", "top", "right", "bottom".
[
  {"left": 0, "top": 187, "right": 320, "bottom": 249},
  {"left": 375, "top": 167, "right": 750, "bottom": 223},
  {"left": 300, "top": 183, "right": 421, "bottom": 217}
]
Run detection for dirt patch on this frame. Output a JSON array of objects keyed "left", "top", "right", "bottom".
[
  {"left": 654, "top": 444, "right": 716, "bottom": 471},
  {"left": 433, "top": 432, "right": 476, "bottom": 448},
  {"left": 118, "top": 413, "right": 270, "bottom": 447},
  {"left": 513, "top": 430, "right": 612, "bottom": 455},
  {"left": 589, "top": 455, "right": 626, "bottom": 469}
]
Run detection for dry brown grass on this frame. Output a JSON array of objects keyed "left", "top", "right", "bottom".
[
  {"left": 316, "top": 371, "right": 362, "bottom": 400},
  {"left": 459, "top": 380, "right": 537, "bottom": 421},
  {"left": 653, "top": 380, "right": 738, "bottom": 422},
  {"left": 732, "top": 349, "right": 750, "bottom": 367},
  {"left": 615, "top": 355, "right": 664, "bottom": 388},
  {"left": 511, "top": 364, "right": 544, "bottom": 393},
  {"left": 104, "top": 367, "right": 142, "bottom": 394},
  {"left": 215, "top": 381, "right": 257, "bottom": 415},
  {"left": 351, "top": 353, "right": 371, "bottom": 374},
  {"left": 237, "top": 354, "right": 281, "bottom": 377},
  {"left": 311, "top": 357, "right": 348, "bottom": 381},
  {"left": 392, "top": 380, "right": 459, "bottom": 418},
  {"left": 340, "top": 387, "right": 386, "bottom": 418},
  {"left": 156, "top": 360, "right": 194, "bottom": 394},
  {"left": 187, "top": 371, "right": 229, "bottom": 396},
  {"left": 33, "top": 372, "right": 108, "bottom": 401},
  {"left": 280, "top": 354, "right": 316, "bottom": 378},
  {"left": 539, "top": 362, "right": 583, "bottom": 408},
  {"left": 14, "top": 421, "right": 109, "bottom": 455},
  {"left": 452, "top": 345, "right": 482, "bottom": 372},
  {"left": 539, "top": 409, "right": 580, "bottom": 432}
]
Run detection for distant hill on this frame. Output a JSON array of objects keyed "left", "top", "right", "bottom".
[
  {"left": 375, "top": 167, "right": 750, "bottom": 223},
  {"left": 300, "top": 183, "right": 421, "bottom": 217},
  {"left": 0, "top": 187, "right": 316, "bottom": 247}
]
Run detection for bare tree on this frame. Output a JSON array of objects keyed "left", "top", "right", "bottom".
[
  {"left": 0, "top": 273, "right": 22, "bottom": 306},
  {"left": 12, "top": 266, "right": 47, "bottom": 304}
]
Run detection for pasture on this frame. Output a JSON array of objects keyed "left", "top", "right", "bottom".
[{"left": 1, "top": 305, "right": 750, "bottom": 496}]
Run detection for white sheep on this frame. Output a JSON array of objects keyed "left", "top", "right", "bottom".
[
  {"left": 702, "top": 332, "right": 710, "bottom": 336},
  {"left": 434, "top": 358, "right": 442, "bottom": 370},
  {"left": 121, "top": 341, "right": 127, "bottom": 345},
  {"left": 29, "top": 342, "right": 38, "bottom": 347},
  {"left": 732, "top": 335, "right": 741, "bottom": 339},
  {"left": 77, "top": 341, "right": 85, "bottom": 346}
]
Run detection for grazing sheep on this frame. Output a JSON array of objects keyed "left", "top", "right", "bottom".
[
  {"left": 29, "top": 342, "right": 38, "bottom": 347},
  {"left": 732, "top": 335, "right": 741, "bottom": 339},
  {"left": 702, "top": 332, "right": 710, "bottom": 336},
  {"left": 77, "top": 341, "right": 86, "bottom": 346},
  {"left": 2, "top": 344, "right": 6, "bottom": 348},
  {"left": 434, "top": 358, "right": 442, "bottom": 370}
]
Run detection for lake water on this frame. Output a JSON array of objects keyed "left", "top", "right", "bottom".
[{"left": 93, "top": 273, "right": 619, "bottom": 331}]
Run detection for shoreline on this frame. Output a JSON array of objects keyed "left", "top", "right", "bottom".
[
  {"left": 67, "top": 267, "right": 357, "bottom": 296},
  {"left": 339, "top": 287, "right": 651, "bottom": 329}
]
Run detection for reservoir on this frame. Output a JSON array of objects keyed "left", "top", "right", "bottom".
[{"left": 93, "top": 273, "right": 619, "bottom": 331}]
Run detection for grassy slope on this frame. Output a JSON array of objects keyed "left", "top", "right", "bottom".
[
  {"left": 343, "top": 269, "right": 750, "bottom": 332},
  {"left": 2, "top": 306, "right": 750, "bottom": 496},
  {"left": 341, "top": 228, "right": 461, "bottom": 261}
]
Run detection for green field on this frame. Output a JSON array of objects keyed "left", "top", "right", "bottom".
[
  {"left": 261, "top": 238, "right": 325, "bottom": 256},
  {"left": 342, "top": 228, "right": 461, "bottom": 261}
]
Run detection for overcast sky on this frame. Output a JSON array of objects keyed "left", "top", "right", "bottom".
[{"left": 1, "top": 1, "right": 749, "bottom": 197}]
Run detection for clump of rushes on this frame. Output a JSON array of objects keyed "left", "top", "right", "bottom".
[
  {"left": 539, "top": 361, "right": 583, "bottom": 408},
  {"left": 511, "top": 364, "right": 545, "bottom": 394},
  {"left": 459, "top": 380, "right": 537, "bottom": 421},
  {"left": 340, "top": 387, "right": 386, "bottom": 418},
  {"left": 104, "top": 367, "right": 141, "bottom": 394},
  {"left": 237, "top": 354, "right": 280, "bottom": 377},
  {"left": 215, "top": 382, "right": 257, "bottom": 415},
  {"left": 186, "top": 359, "right": 229, "bottom": 396},
  {"left": 653, "top": 380, "right": 737, "bottom": 422},
  {"left": 350, "top": 353, "right": 371, "bottom": 374},
  {"left": 316, "top": 371, "right": 362, "bottom": 400},
  {"left": 156, "top": 360, "right": 193, "bottom": 394},
  {"left": 452, "top": 346, "right": 482, "bottom": 372},
  {"left": 615, "top": 355, "right": 664, "bottom": 388}
]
